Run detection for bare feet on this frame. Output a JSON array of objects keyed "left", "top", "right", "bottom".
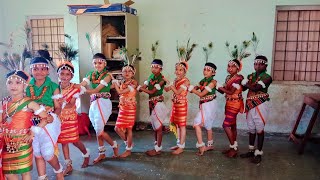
[
  {"left": 63, "top": 165, "right": 73, "bottom": 176},
  {"left": 112, "top": 144, "right": 119, "bottom": 157},
  {"left": 145, "top": 149, "right": 161, "bottom": 156},
  {"left": 56, "top": 172, "right": 64, "bottom": 180},
  {"left": 119, "top": 150, "right": 131, "bottom": 158},
  {"left": 93, "top": 154, "right": 106, "bottom": 164},
  {"left": 225, "top": 149, "right": 238, "bottom": 158},
  {"left": 205, "top": 146, "right": 214, "bottom": 151},
  {"left": 196, "top": 146, "right": 206, "bottom": 156},
  {"left": 81, "top": 156, "right": 90, "bottom": 168},
  {"left": 172, "top": 148, "right": 184, "bottom": 155},
  {"left": 221, "top": 148, "right": 230, "bottom": 154},
  {"left": 170, "top": 145, "right": 179, "bottom": 150}
]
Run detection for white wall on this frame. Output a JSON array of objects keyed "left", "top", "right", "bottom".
[{"left": 1, "top": 0, "right": 319, "bottom": 133}]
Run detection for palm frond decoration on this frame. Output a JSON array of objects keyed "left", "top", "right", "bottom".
[
  {"left": 151, "top": 40, "right": 159, "bottom": 59},
  {"left": 203, "top": 42, "right": 213, "bottom": 63},
  {"left": 176, "top": 38, "right": 197, "bottom": 62}
]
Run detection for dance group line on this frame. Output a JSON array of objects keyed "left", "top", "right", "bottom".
[{"left": 0, "top": 42, "right": 272, "bottom": 180}]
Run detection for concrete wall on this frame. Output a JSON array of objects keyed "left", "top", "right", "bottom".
[
  {"left": 0, "top": 0, "right": 5, "bottom": 46},
  {"left": 0, "top": 0, "right": 319, "bottom": 133},
  {"left": 0, "top": 0, "right": 7, "bottom": 98}
]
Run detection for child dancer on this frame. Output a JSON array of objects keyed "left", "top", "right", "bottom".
[
  {"left": 113, "top": 62, "right": 138, "bottom": 158},
  {"left": 80, "top": 53, "right": 118, "bottom": 164},
  {"left": 166, "top": 41, "right": 196, "bottom": 155},
  {"left": 26, "top": 57, "right": 63, "bottom": 180},
  {"left": 189, "top": 62, "right": 218, "bottom": 156},
  {"left": 166, "top": 60, "right": 190, "bottom": 155},
  {"left": 56, "top": 61, "right": 90, "bottom": 175},
  {"left": 1, "top": 70, "right": 51, "bottom": 180},
  {"left": 240, "top": 55, "right": 272, "bottom": 164},
  {"left": 138, "top": 59, "right": 169, "bottom": 156},
  {"left": 217, "top": 59, "right": 244, "bottom": 158}
]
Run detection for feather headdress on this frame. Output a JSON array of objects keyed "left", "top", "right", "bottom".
[
  {"left": 225, "top": 39, "right": 251, "bottom": 71},
  {"left": 120, "top": 47, "right": 141, "bottom": 75},
  {"left": 151, "top": 40, "right": 159, "bottom": 60},
  {"left": 56, "top": 34, "right": 78, "bottom": 75},
  {"left": 176, "top": 38, "right": 197, "bottom": 71},
  {"left": 203, "top": 42, "right": 213, "bottom": 63},
  {"left": 251, "top": 32, "right": 268, "bottom": 65}
]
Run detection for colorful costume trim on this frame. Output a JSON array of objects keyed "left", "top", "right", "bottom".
[
  {"left": 26, "top": 77, "right": 61, "bottom": 161},
  {"left": 2, "top": 99, "right": 33, "bottom": 174},
  {"left": 58, "top": 83, "right": 80, "bottom": 144},
  {"left": 245, "top": 72, "right": 271, "bottom": 112},
  {"left": 170, "top": 77, "right": 189, "bottom": 128},
  {"left": 116, "top": 80, "right": 137, "bottom": 129},
  {"left": 193, "top": 76, "right": 218, "bottom": 130},
  {"left": 223, "top": 74, "right": 244, "bottom": 128}
]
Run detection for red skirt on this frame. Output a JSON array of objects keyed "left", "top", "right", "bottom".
[
  {"left": 223, "top": 100, "right": 244, "bottom": 127},
  {"left": 58, "top": 107, "right": 79, "bottom": 143},
  {"left": 116, "top": 104, "right": 136, "bottom": 129},
  {"left": 170, "top": 102, "right": 188, "bottom": 127}
]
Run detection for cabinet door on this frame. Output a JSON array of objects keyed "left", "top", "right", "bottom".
[
  {"left": 125, "top": 13, "right": 139, "bottom": 84},
  {"left": 125, "top": 13, "right": 139, "bottom": 57},
  {"left": 77, "top": 15, "right": 102, "bottom": 113}
]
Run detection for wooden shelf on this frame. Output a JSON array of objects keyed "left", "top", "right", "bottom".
[
  {"left": 109, "top": 70, "right": 122, "bottom": 75},
  {"left": 107, "top": 36, "right": 126, "bottom": 40},
  {"left": 77, "top": 12, "right": 138, "bottom": 124},
  {"left": 106, "top": 58, "right": 124, "bottom": 61}
]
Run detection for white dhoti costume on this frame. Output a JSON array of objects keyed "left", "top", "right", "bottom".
[
  {"left": 193, "top": 99, "right": 218, "bottom": 130},
  {"left": 33, "top": 114, "right": 61, "bottom": 161},
  {"left": 89, "top": 98, "right": 112, "bottom": 135},
  {"left": 247, "top": 102, "right": 269, "bottom": 133},
  {"left": 150, "top": 102, "right": 169, "bottom": 130}
]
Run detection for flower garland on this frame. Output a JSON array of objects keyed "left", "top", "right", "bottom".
[
  {"left": 92, "top": 71, "right": 108, "bottom": 84},
  {"left": 30, "top": 86, "right": 48, "bottom": 100}
]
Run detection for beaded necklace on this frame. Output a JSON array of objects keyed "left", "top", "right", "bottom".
[{"left": 92, "top": 70, "right": 108, "bottom": 84}]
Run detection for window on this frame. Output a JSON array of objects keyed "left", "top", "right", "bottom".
[
  {"left": 29, "top": 17, "right": 65, "bottom": 63},
  {"left": 273, "top": 6, "right": 320, "bottom": 82}
]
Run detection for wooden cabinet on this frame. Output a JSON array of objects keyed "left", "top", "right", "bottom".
[{"left": 77, "top": 12, "right": 139, "bottom": 125}]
